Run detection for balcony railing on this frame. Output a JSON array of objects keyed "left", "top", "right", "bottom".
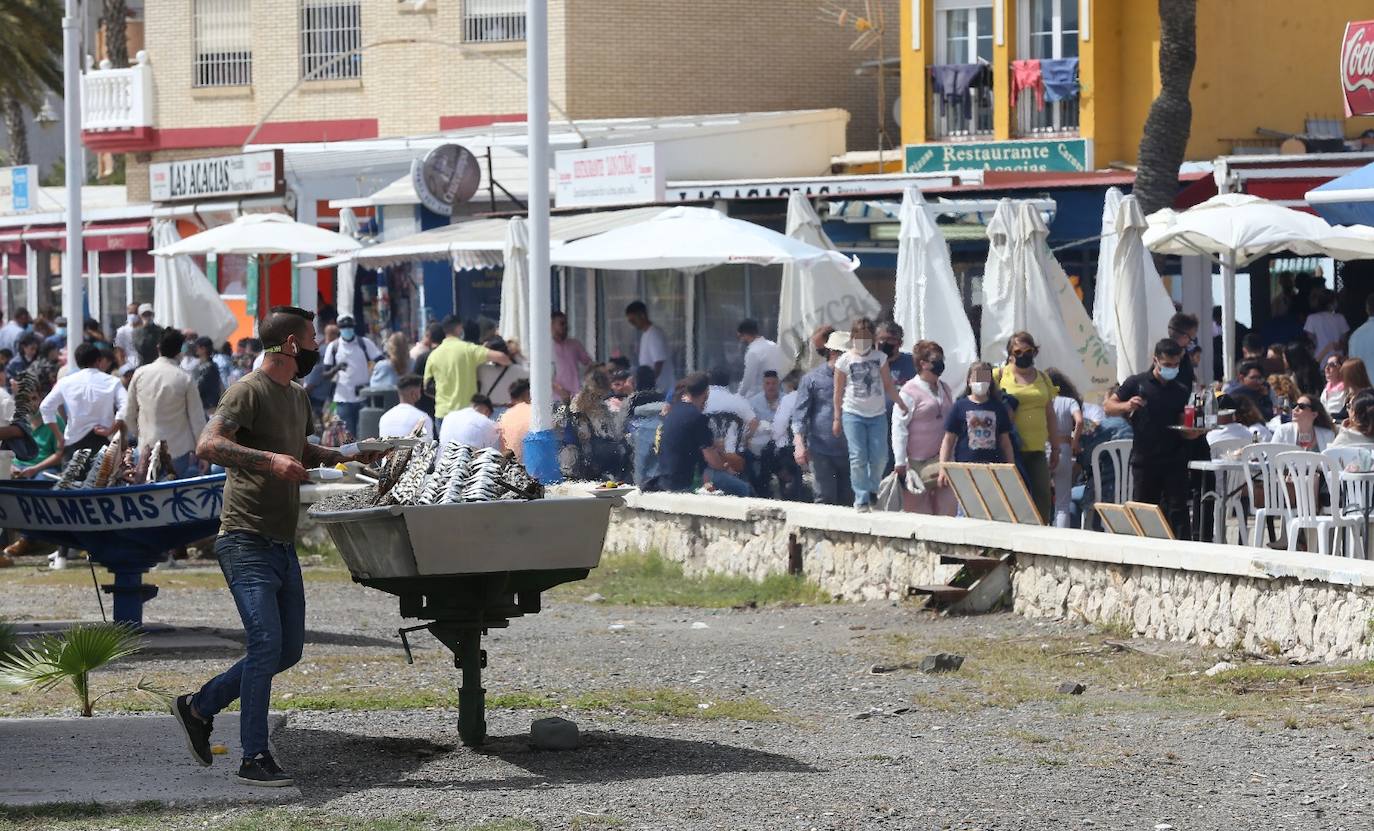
[
  {"left": 82, "top": 51, "right": 155, "bottom": 132},
  {"left": 464, "top": 11, "right": 526, "bottom": 43},
  {"left": 1014, "top": 88, "right": 1079, "bottom": 138},
  {"left": 929, "top": 89, "right": 994, "bottom": 141}
]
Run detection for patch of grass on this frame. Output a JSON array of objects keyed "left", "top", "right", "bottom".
[
  {"left": 0, "top": 563, "right": 350, "bottom": 591},
  {"left": 1007, "top": 728, "right": 1051, "bottom": 744},
  {"left": 558, "top": 551, "right": 830, "bottom": 608}
]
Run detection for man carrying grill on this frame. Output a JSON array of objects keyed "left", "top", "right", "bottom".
[{"left": 169, "top": 305, "right": 381, "bottom": 787}]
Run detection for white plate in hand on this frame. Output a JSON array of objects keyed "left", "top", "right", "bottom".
[{"left": 307, "top": 467, "right": 344, "bottom": 482}]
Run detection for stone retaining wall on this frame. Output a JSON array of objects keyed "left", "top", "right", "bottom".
[{"left": 606, "top": 493, "right": 1374, "bottom": 662}]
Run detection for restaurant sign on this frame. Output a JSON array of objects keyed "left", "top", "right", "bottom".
[
  {"left": 0, "top": 165, "right": 37, "bottom": 214},
  {"left": 1342, "top": 20, "right": 1374, "bottom": 116},
  {"left": 905, "top": 139, "right": 1090, "bottom": 173},
  {"left": 555, "top": 143, "right": 663, "bottom": 209},
  {"left": 149, "top": 149, "right": 285, "bottom": 203}
]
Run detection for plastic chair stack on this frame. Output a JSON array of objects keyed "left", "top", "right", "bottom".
[{"left": 1274, "top": 450, "right": 1360, "bottom": 557}]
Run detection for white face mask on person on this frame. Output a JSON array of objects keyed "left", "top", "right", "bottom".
[
  {"left": 970, "top": 381, "right": 990, "bottom": 397},
  {"left": 852, "top": 338, "right": 873, "bottom": 354}
]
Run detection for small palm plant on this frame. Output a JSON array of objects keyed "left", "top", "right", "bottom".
[{"left": 0, "top": 623, "right": 168, "bottom": 717}]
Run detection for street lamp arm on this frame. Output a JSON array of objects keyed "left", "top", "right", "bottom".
[{"left": 242, "top": 37, "right": 586, "bottom": 149}]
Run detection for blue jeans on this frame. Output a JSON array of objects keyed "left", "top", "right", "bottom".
[
  {"left": 193, "top": 532, "right": 305, "bottom": 760},
  {"left": 841, "top": 411, "right": 887, "bottom": 507},
  {"left": 706, "top": 467, "right": 754, "bottom": 497},
  {"left": 335, "top": 401, "right": 362, "bottom": 440}
]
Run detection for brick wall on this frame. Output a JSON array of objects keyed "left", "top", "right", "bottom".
[{"left": 144, "top": 0, "right": 895, "bottom": 151}]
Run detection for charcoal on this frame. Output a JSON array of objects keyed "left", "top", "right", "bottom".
[{"left": 312, "top": 483, "right": 379, "bottom": 513}]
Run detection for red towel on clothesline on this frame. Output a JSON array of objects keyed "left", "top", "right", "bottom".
[{"left": 1011, "top": 59, "right": 1044, "bottom": 110}]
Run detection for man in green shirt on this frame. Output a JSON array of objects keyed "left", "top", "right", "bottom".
[{"left": 423, "top": 315, "right": 509, "bottom": 428}]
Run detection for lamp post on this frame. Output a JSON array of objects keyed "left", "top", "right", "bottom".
[
  {"left": 522, "top": 0, "right": 557, "bottom": 480},
  {"left": 61, "top": 0, "right": 84, "bottom": 331}
]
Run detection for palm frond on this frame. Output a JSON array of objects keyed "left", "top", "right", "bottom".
[{"left": 0, "top": 623, "right": 144, "bottom": 703}]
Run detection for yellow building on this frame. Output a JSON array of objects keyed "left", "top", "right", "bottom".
[{"left": 900, "top": 0, "right": 1374, "bottom": 173}]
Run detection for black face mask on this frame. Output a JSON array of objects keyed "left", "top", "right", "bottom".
[
  {"left": 879, "top": 342, "right": 897, "bottom": 357},
  {"left": 1014, "top": 353, "right": 1035, "bottom": 369},
  {"left": 291, "top": 345, "right": 320, "bottom": 379},
  {"left": 928, "top": 359, "right": 946, "bottom": 377}
]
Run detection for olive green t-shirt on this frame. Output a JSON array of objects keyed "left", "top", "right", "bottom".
[{"left": 216, "top": 370, "right": 315, "bottom": 542}]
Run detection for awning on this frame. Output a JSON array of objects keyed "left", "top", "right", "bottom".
[
  {"left": 0, "top": 230, "right": 23, "bottom": 256},
  {"left": 306, "top": 206, "right": 672, "bottom": 271},
  {"left": 17, "top": 220, "right": 152, "bottom": 252},
  {"left": 1306, "top": 161, "right": 1374, "bottom": 225}
]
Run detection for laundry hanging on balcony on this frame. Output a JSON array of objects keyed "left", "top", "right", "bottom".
[
  {"left": 1041, "top": 58, "right": 1080, "bottom": 104},
  {"left": 1010, "top": 59, "right": 1044, "bottom": 110},
  {"left": 929, "top": 63, "right": 991, "bottom": 102}
]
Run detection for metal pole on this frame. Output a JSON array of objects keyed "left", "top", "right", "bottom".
[
  {"left": 1221, "top": 253, "right": 1237, "bottom": 383},
  {"left": 61, "top": 0, "right": 83, "bottom": 330},
  {"left": 526, "top": 0, "right": 552, "bottom": 435}
]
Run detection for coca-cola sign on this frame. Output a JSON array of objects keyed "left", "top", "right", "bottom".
[{"left": 1342, "top": 20, "right": 1374, "bottom": 116}]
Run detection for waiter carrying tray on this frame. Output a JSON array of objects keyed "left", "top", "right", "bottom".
[{"left": 168, "top": 306, "right": 382, "bottom": 787}]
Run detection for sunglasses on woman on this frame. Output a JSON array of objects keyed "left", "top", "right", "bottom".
[{"left": 1293, "top": 402, "right": 1314, "bottom": 411}]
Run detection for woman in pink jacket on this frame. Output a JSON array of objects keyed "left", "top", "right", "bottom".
[{"left": 891, "top": 340, "right": 956, "bottom": 515}]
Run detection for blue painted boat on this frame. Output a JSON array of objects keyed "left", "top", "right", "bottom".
[{"left": 0, "top": 474, "right": 225, "bottom": 626}]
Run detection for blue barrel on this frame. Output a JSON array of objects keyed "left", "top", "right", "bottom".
[{"left": 522, "top": 429, "right": 563, "bottom": 484}]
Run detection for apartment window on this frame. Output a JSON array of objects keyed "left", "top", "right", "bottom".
[
  {"left": 1016, "top": 0, "right": 1079, "bottom": 136},
  {"left": 300, "top": 0, "right": 362, "bottom": 80},
  {"left": 464, "top": 0, "right": 527, "bottom": 43},
  {"left": 193, "top": 0, "right": 252, "bottom": 87},
  {"left": 930, "top": 0, "right": 994, "bottom": 139}
]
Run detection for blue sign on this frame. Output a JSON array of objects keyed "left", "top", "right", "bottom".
[{"left": 0, "top": 165, "right": 37, "bottom": 213}]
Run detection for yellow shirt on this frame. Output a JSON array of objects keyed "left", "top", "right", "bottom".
[
  {"left": 994, "top": 365, "right": 1059, "bottom": 451},
  {"left": 424, "top": 337, "right": 490, "bottom": 419}
]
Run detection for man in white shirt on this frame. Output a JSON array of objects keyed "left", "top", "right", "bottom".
[
  {"left": 378, "top": 374, "right": 434, "bottom": 440},
  {"left": 736, "top": 319, "right": 788, "bottom": 399},
  {"left": 1304, "top": 287, "right": 1350, "bottom": 363},
  {"left": 40, "top": 342, "right": 128, "bottom": 463},
  {"left": 114, "top": 302, "right": 142, "bottom": 370},
  {"left": 771, "top": 374, "right": 804, "bottom": 500},
  {"left": 0, "top": 307, "right": 31, "bottom": 355},
  {"left": 1346, "top": 295, "right": 1374, "bottom": 371},
  {"left": 704, "top": 367, "right": 760, "bottom": 455},
  {"left": 320, "top": 315, "right": 381, "bottom": 440},
  {"left": 124, "top": 329, "right": 207, "bottom": 478},
  {"left": 437, "top": 395, "right": 500, "bottom": 449},
  {"left": 626, "top": 300, "right": 675, "bottom": 395}
]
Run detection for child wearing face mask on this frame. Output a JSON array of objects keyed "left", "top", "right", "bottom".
[
  {"left": 938, "top": 362, "right": 1015, "bottom": 494},
  {"left": 831, "top": 317, "right": 907, "bottom": 512}
]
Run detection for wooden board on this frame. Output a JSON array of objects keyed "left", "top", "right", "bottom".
[
  {"left": 1095, "top": 502, "right": 1141, "bottom": 536},
  {"left": 969, "top": 464, "right": 1016, "bottom": 523},
  {"left": 1125, "top": 501, "right": 1176, "bottom": 540},
  {"left": 990, "top": 463, "right": 1044, "bottom": 525},
  {"left": 942, "top": 463, "right": 991, "bottom": 520}
]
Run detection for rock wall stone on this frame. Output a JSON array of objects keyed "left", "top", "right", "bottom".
[{"left": 606, "top": 500, "right": 1374, "bottom": 662}]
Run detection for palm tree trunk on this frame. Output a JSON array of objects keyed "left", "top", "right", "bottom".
[
  {"left": 1134, "top": 0, "right": 1197, "bottom": 216},
  {"left": 3, "top": 98, "right": 29, "bottom": 166},
  {"left": 102, "top": 0, "right": 129, "bottom": 68}
]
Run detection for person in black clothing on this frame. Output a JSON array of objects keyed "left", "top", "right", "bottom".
[
  {"left": 1167, "top": 312, "right": 1201, "bottom": 389},
  {"left": 1105, "top": 338, "right": 1197, "bottom": 539},
  {"left": 651, "top": 371, "right": 752, "bottom": 496},
  {"left": 1227, "top": 360, "right": 1275, "bottom": 422}
]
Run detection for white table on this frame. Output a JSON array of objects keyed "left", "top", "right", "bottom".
[{"left": 1188, "top": 459, "right": 1248, "bottom": 543}]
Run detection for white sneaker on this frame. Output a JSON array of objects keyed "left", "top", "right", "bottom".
[{"left": 48, "top": 552, "right": 67, "bottom": 570}]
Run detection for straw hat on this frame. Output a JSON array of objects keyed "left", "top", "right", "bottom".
[{"left": 824, "top": 330, "right": 851, "bottom": 352}]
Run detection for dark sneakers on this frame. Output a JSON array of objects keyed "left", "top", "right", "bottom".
[
  {"left": 171, "top": 694, "right": 214, "bottom": 767},
  {"left": 236, "top": 752, "right": 295, "bottom": 787}
]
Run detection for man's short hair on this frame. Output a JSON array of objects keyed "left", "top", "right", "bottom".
[
  {"left": 1154, "top": 338, "right": 1184, "bottom": 359},
  {"left": 259, "top": 306, "right": 315, "bottom": 348},
  {"left": 551, "top": 310, "right": 567, "bottom": 322},
  {"left": 83, "top": 317, "right": 100, "bottom": 332},
  {"left": 682, "top": 371, "right": 710, "bottom": 398},
  {"left": 73, "top": 342, "right": 99, "bottom": 369},
  {"left": 470, "top": 394, "right": 494, "bottom": 410},
  {"left": 737, "top": 318, "right": 759, "bottom": 337},
  {"left": 159, "top": 328, "right": 186, "bottom": 359},
  {"left": 508, "top": 378, "right": 531, "bottom": 400},
  {"left": 484, "top": 336, "right": 509, "bottom": 354},
  {"left": 396, "top": 373, "right": 422, "bottom": 391},
  {"left": 17, "top": 333, "right": 40, "bottom": 350},
  {"left": 1168, "top": 312, "right": 1199, "bottom": 334},
  {"left": 441, "top": 314, "right": 463, "bottom": 335},
  {"left": 1239, "top": 359, "right": 1264, "bottom": 379},
  {"left": 427, "top": 322, "right": 445, "bottom": 343},
  {"left": 195, "top": 336, "right": 214, "bottom": 353},
  {"left": 1242, "top": 332, "right": 1264, "bottom": 353},
  {"left": 877, "top": 320, "right": 904, "bottom": 340},
  {"left": 708, "top": 365, "right": 731, "bottom": 387},
  {"left": 625, "top": 300, "right": 648, "bottom": 317},
  {"left": 763, "top": 369, "right": 779, "bottom": 380}
]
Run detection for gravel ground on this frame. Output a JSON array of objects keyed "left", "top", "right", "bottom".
[{"left": 2, "top": 563, "right": 1373, "bottom": 830}]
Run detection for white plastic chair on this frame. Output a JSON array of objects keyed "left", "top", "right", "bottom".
[
  {"left": 1275, "top": 451, "right": 1360, "bottom": 557},
  {"left": 1081, "top": 439, "right": 1132, "bottom": 529},
  {"left": 1240, "top": 443, "right": 1300, "bottom": 548},
  {"left": 1327, "top": 447, "right": 1374, "bottom": 559},
  {"left": 1203, "top": 438, "right": 1253, "bottom": 544}
]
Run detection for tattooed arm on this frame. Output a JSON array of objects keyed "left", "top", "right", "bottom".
[
  {"left": 197, "top": 415, "right": 308, "bottom": 482},
  {"left": 302, "top": 442, "right": 344, "bottom": 468}
]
